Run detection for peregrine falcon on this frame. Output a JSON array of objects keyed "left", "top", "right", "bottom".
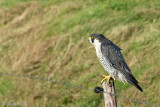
[{"left": 88, "top": 33, "right": 143, "bottom": 92}]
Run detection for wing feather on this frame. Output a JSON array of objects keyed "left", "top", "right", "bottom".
[{"left": 101, "top": 42, "right": 138, "bottom": 83}]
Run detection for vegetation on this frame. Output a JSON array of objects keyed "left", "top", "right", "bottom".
[{"left": 0, "top": 0, "right": 160, "bottom": 106}]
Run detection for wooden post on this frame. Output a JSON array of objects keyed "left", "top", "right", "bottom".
[{"left": 102, "top": 78, "right": 117, "bottom": 107}]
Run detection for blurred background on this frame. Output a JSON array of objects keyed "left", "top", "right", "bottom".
[{"left": 0, "top": 0, "right": 160, "bottom": 106}]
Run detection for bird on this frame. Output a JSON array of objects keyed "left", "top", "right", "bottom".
[{"left": 88, "top": 33, "right": 143, "bottom": 92}]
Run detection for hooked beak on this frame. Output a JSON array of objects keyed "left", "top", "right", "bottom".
[{"left": 88, "top": 37, "right": 92, "bottom": 43}]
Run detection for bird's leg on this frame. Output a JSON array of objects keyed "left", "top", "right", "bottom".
[{"left": 101, "top": 75, "right": 115, "bottom": 84}]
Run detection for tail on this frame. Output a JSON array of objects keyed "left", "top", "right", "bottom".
[
  {"left": 127, "top": 78, "right": 143, "bottom": 92},
  {"left": 133, "top": 83, "right": 143, "bottom": 92}
]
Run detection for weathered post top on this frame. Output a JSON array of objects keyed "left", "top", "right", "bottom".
[{"left": 102, "top": 78, "right": 117, "bottom": 107}]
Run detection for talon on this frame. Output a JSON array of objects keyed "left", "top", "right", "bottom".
[
  {"left": 101, "top": 75, "right": 116, "bottom": 83},
  {"left": 101, "top": 75, "right": 112, "bottom": 84}
]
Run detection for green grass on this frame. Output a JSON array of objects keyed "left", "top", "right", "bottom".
[
  {"left": 0, "top": 0, "right": 160, "bottom": 106},
  {"left": 0, "top": 78, "right": 13, "bottom": 96}
]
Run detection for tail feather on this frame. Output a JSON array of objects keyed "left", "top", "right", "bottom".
[
  {"left": 127, "top": 80, "right": 143, "bottom": 92},
  {"left": 126, "top": 74, "right": 143, "bottom": 92},
  {"left": 133, "top": 82, "right": 143, "bottom": 92}
]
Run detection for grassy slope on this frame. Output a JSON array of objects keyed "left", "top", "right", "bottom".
[{"left": 0, "top": 0, "right": 160, "bottom": 106}]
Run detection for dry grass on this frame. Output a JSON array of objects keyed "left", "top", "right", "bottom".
[{"left": 0, "top": 0, "right": 160, "bottom": 107}]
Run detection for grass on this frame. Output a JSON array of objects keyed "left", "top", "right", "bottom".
[
  {"left": 0, "top": 0, "right": 160, "bottom": 106},
  {"left": 0, "top": 78, "right": 13, "bottom": 96}
]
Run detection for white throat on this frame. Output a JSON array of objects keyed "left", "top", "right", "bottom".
[{"left": 93, "top": 39, "right": 102, "bottom": 58}]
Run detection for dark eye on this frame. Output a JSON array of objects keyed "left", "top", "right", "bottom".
[{"left": 91, "top": 36, "right": 94, "bottom": 43}]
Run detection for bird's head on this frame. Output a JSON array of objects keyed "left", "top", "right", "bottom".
[{"left": 88, "top": 33, "right": 107, "bottom": 44}]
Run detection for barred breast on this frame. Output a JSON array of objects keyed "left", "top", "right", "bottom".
[
  {"left": 93, "top": 39, "right": 122, "bottom": 80},
  {"left": 99, "top": 57, "right": 118, "bottom": 79},
  {"left": 100, "top": 56, "right": 128, "bottom": 83}
]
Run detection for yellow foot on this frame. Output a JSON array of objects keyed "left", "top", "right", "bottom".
[{"left": 101, "top": 75, "right": 115, "bottom": 84}]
